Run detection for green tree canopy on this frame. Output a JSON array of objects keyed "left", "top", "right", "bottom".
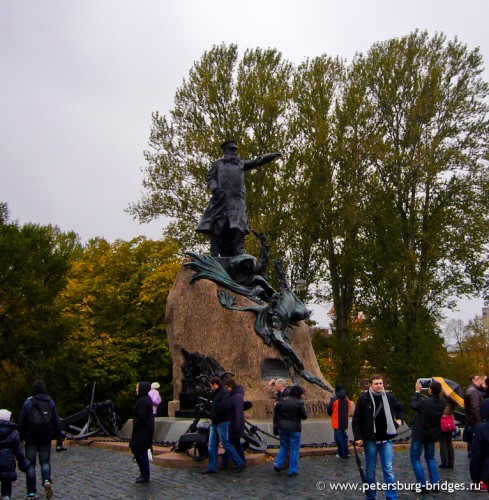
[
  {"left": 0, "top": 205, "right": 82, "bottom": 413},
  {"left": 352, "top": 31, "right": 489, "bottom": 393},
  {"left": 57, "top": 236, "right": 181, "bottom": 417}
]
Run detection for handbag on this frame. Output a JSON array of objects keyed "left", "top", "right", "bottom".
[{"left": 440, "top": 414, "right": 456, "bottom": 433}]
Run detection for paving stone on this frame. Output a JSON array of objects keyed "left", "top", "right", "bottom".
[{"left": 10, "top": 444, "right": 478, "bottom": 499}]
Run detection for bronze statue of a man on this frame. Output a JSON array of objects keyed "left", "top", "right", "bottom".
[{"left": 196, "top": 140, "right": 282, "bottom": 257}]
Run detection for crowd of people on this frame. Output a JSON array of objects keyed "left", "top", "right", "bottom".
[
  {"left": 341, "top": 373, "right": 489, "bottom": 498},
  {"left": 182, "top": 372, "right": 489, "bottom": 499},
  {"left": 2, "top": 373, "right": 489, "bottom": 498}
]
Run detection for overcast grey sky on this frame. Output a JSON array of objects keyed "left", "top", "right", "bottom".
[{"left": 1, "top": 0, "right": 486, "bottom": 324}]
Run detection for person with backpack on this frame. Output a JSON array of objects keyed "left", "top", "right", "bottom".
[
  {"left": 18, "top": 380, "right": 65, "bottom": 499},
  {"left": 0, "top": 409, "right": 30, "bottom": 500}
]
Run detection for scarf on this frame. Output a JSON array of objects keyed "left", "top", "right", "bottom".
[{"left": 369, "top": 388, "right": 397, "bottom": 436}]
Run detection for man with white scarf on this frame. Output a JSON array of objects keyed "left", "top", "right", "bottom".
[{"left": 353, "top": 374, "right": 405, "bottom": 500}]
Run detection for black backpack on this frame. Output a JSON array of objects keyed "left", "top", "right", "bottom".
[{"left": 28, "top": 397, "right": 53, "bottom": 436}]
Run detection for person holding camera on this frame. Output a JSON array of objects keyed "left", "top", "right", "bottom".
[{"left": 410, "top": 379, "right": 446, "bottom": 493}]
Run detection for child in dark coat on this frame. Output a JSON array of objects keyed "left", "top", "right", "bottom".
[{"left": 0, "top": 409, "right": 29, "bottom": 500}]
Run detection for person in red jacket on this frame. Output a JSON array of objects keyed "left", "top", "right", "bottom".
[{"left": 327, "top": 383, "right": 352, "bottom": 459}]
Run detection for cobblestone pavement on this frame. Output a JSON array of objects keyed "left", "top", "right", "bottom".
[{"left": 11, "top": 446, "right": 483, "bottom": 499}]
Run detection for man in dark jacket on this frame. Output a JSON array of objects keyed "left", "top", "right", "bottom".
[
  {"left": 220, "top": 378, "right": 246, "bottom": 470},
  {"left": 352, "top": 375, "right": 404, "bottom": 500},
  {"left": 410, "top": 379, "right": 446, "bottom": 492},
  {"left": 465, "top": 374, "right": 486, "bottom": 457},
  {"left": 327, "top": 383, "right": 352, "bottom": 459},
  {"left": 202, "top": 376, "right": 245, "bottom": 474},
  {"left": 129, "top": 381, "right": 155, "bottom": 483},
  {"left": 196, "top": 140, "right": 282, "bottom": 257},
  {"left": 18, "top": 379, "right": 64, "bottom": 499},
  {"left": 470, "top": 398, "right": 489, "bottom": 489}
]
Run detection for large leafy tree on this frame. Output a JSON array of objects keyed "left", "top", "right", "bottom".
[
  {"left": 286, "top": 54, "right": 372, "bottom": 390},
  {"left": 0, "top": 205, "right": 82, "bottom": 413},
  {"left": 57, "top": 236, "right": 181, "bottom": 417},
  {"left": 351, "top": 31, "right": 489, "bottom": 396},
  {"left": 130, "top": 34, "right": 488, "bottom": 398}
]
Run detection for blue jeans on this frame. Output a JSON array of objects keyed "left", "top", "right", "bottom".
[
  {"left": 25, "top": 442, "right": 51, "bottom": 494},
  {"left": 207, "top": 421, "right": 244, "bottom": 472},
  {"left": 221, "top": 437, "right": 246, "bottom": 467},
  {"left": 334, "top": 429, "right": 349, "bottom": 457},
  {"left": 274, "top": 431, "right": 301, "bottom": 475},
  {"left": 410, "top": 439, "right": 439, "bottom": 489},
  {"left": 364, "top": 440, "right": 396, "bottom": 499}
]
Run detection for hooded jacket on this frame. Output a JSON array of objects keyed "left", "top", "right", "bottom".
[
  {"left": 130, "top": 382, "right": 155, "bottom": 452},
  {"left": 209, "top": 385, "right": 232, "bottom": 425},
  {"left": 327, "top": 387, "right": 351, "bottom": 431},
  {"left": 470, "top": 399, "right": 489, "bottom": 483},
  {"left": 18, "top": 380, "right": 64, "bottom": 444},
  {"left": 0, "top": 420, "right": 29, "bottom": 481},
  {"left": 274, "top": 394, "right": 308, "bottom": 433},
  {"left": 228, "top": 385, "right": 245, "bottom": 440}
]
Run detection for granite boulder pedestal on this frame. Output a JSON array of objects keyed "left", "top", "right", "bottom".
[{"left": 166, "top": 264, "right": 333, "bottom": 420}]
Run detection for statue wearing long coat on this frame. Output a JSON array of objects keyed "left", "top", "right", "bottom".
[{"left": 196, "top": 154, "right": 278, "bottom": 238}]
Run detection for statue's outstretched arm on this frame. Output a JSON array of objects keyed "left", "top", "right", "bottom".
[{"left": 243, "top": 152, "right": 282, "bottom": 171}]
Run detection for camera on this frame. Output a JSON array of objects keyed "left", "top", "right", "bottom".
[{"left": 418, "top": 378, "right": 432, "bottom": 389}]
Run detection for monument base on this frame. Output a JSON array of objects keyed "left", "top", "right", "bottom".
[
  {"left": 168, "top": 398, "right": 330, "bottom": 419},
  {"left": 120, "top": 417, "right": 409, "bottom": 449},
  {"left": 166, "top": 265, "right": 334, "bottom": 420},
  {"left": 121, "top": 416, "right": 339, "bottom": 447}
]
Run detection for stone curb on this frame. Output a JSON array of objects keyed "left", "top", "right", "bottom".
[{"left": 63, "top": 437, "right": 468, "bottom": 468}]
